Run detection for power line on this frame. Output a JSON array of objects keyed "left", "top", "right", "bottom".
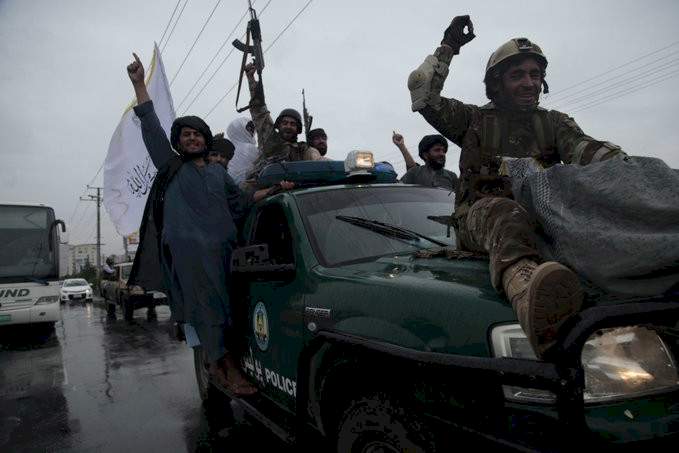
[
  {"left": 551, "top": 59, "right": 679, "bottom": 111},
  {"left": 170, "top": 0, "right": 223, "bottom": 86},
  {"left": 570, "top": 70, "right": 679, "bottom": 114},
  {"left": 88, "top": 163, "right": 104, "bottom": 187},
  {"left": 180, "top": 0, "right": 274, "bottom": 114},
  {"left": 547, "top": 51, "right": 679, "bottom": 105},
  {"left": 204, "top": 0, "right": 315, "bottom": 119},
  {"left": 73, "top": 203, "right": 95, "bottom": 237},
  {"left": 203, "top": 80, "right": 239, "bottom": 118},
  {"left": 547, "top": 40, "right": 679, "bottom": 97},
  {"left": 80, "top": 186, "right": 104, "bottom": 274},
  {"left": 176, "top": 5, "right": 252, "bottom": 110},
  {"left": 67, "top": 200, "right": 83, "bottom": 230},
  {"left": 67, "top": 162, "right": 104, "bottom": 233},
  {"left": 183, "top": 49, "right": 239, "bottom": 115},
  {"left": 75, "top": 0, "right": 189, "bottom": 236},
  {"left": 161, "top": 0, "right": 190, "bottom": 54},
  {"left": 263, "top": 0, "right": 313, "bottom": 53},
  {"left": 71, "top": 202, "right": 93, "bottom": 238},
  {"left": 158, "top": 0, "right": 182, "bottom": 48}
]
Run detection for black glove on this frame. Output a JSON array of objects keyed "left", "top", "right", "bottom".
[{"left": 442, "top": 15, "right": 475, "bottom": 54}]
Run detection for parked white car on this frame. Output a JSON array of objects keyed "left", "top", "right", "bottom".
[{"left": 60, "top": 278, "right": 93, "bottom": 303}]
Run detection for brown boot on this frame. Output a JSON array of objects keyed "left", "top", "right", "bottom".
[{"left": 502, "top": 259, "right": 583, "bottom": 359}]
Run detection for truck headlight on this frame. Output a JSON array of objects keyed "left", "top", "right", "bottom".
[
  {"left": 491, "top": 324, "right": 679, "bottom": 404},
  {"left": 36, "top": 295, "right": 59, "bottom": 305}
]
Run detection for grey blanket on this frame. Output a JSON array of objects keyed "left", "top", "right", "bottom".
[{"left": 506, "top": 156, "right": 679, "bottom": 297}]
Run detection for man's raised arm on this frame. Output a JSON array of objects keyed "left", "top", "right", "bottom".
[
  {"left": 245, "top": 62, "right": 275, "bottom": 149},
  {"left": 407, "top": 15, "right": 477, "bottom": 147},
  {"left": 126, "top": 53, "right": 174, "bottom": 169},
  {"left": 128, "top": 53, "right": 150, "bottom": 105},
  {"left": 392, "top": 131, "right": 418, "bottom": 170}
]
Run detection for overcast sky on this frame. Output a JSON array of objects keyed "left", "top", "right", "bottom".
[{"left": 1, "top": 0, "right": 678, "bottom": 258}]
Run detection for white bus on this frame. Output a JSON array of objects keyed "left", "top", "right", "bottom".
[{"left": 0, "top": 203, "right": 65, "bottom": 327}]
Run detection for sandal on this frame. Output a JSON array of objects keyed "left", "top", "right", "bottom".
[{"left": 225, "top": 380, "right": 258, "bottom": 396}]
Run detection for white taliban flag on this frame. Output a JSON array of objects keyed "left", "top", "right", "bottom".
[{"left": 103, "top": 44, "right": 175, "bottom": 236}]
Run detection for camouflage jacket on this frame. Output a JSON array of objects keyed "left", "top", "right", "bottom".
[
  {"left": 408, "top": 45, "right": 625, "bottom": 218},
  {"left": 245, "top": 81, "right": 321, "bottom": 185}
]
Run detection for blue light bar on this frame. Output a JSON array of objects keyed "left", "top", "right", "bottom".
[{"left": 256, "top": 160, "right": 397, "bottom": 188}]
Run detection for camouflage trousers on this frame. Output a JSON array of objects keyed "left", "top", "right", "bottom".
[{"left": 457, "top": 197, "right": 541, "bottom": 291}]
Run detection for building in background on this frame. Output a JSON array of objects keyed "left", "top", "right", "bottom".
[
  {"left": 70, "top": 243, "right": 97, "bottom": 274},
  {"left": 113, "top": 252, "right": 136, "bottom": 264},
  {"left": 59, "top": 242, "right": 70, "bottom": 278}
]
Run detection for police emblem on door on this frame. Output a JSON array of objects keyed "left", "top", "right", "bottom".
[{"left": 253, "top": 301, "right": 269, "bottom": 351}]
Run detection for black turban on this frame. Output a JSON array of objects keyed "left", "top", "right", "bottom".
[
  {"left": 418, "top": 134, "right": 448, "bottom": 159},
  {"left": 170, "top": 115, "right": 213, "bottom": 154},
  {"left": 211, "top": 137, "right": 235, "bottom": 160}
]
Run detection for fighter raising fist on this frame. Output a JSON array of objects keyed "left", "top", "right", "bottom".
[{"left": 127, "top": 53, "right": 149, "bottom": 104}]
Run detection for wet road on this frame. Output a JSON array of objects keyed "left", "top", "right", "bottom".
[{"left": 0, "top": 300, "right": 287, "bottom": 452}]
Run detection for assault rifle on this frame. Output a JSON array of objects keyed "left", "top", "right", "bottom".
[
  {"left": 302, "top": 89, "right": 313, "bottom": 141},
  {"left": 233, "top": 0, "right": 265, "bottom": 112}
]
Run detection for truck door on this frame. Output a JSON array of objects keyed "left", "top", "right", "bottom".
[{"left": 242, "top": 202, "right": 303, "bottom": 412}]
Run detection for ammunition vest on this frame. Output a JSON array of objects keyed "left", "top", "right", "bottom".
[{"left": 456, "top": 105, "right": 557, "bottom": 214}]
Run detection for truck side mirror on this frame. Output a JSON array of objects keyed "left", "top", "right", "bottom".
[{"left": 232, "top": 244, "right": 295, "bottom": 280}]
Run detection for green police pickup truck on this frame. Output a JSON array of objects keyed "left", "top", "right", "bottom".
[{"left": 193, "top": 156, "right": 679, "bottom": 452}]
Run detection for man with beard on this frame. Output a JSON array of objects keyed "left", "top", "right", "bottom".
[
  {"left": 244, "top": 62, "right": 321, "bottom": 184},
  {"left": 308, "top": 128, "right": 328, "bottom": 157},
  {"left": 125, "top": 53, "right": 258, "bottom": 395},
  {"left": 400, "top": 134, "right": 458, "bottom": 191},
  {"left": 408, "top": 16, "right": 625, "bottom": 358}
]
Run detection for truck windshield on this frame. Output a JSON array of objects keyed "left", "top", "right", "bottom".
[
  {"left": 0, "top": 205, "right": 57, "bottom": 282},
  {"left": 297, "top": 186, "right": 455, "bottom": 266}
]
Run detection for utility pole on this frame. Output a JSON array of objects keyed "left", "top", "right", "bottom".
[
  {"left": 80, "top": 186, "right": 103, "bottom": 279},
  {"left": 123, "top": 236, "right": 129, "bottom": 261}
]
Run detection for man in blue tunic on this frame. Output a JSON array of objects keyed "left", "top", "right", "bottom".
[{"left": 125, "top": 53, "right": 259, "bottom": 394}]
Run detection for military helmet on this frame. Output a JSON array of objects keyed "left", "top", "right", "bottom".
[
  {"left": 485, "top": 38, "right": 548, "bottom": 75},
  {"left": 484, "top": 37, "right": 550, "bottom": 99},
  {"left": 274, "top": 108, "right": 303, "bottom": 134}
]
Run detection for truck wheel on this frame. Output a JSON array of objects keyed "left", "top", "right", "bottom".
[
  {"left": 336, "top": 393, "right": 435, "bottom": 453},
  {"left": 123, "top": 295, "right": 134, "bottom": 321}
]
